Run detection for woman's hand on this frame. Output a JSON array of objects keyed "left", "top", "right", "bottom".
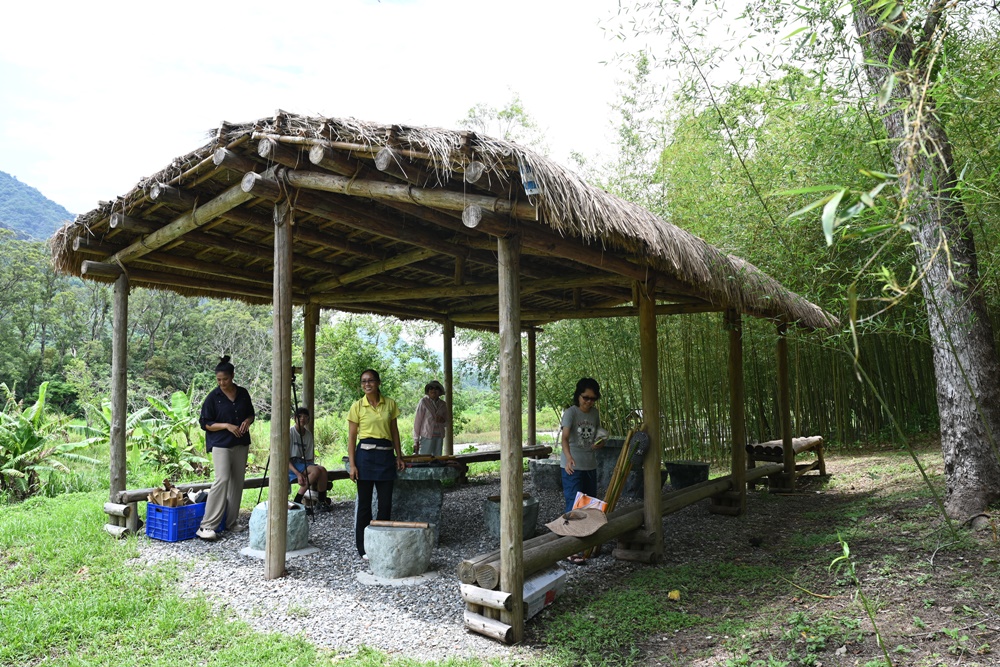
[
  {"left": 413, "top": 441, "right": 420, "bottom": 454},
  {"left": 239, "top": 418, "right": 253, "bottom": 435},
  {"left": 565, "top": 457, "right": 576, "bottom": 475},
  {"left": 396, "top": 456, "right": 405, "bottom": 471},
  {"left": 349, "top": 463, "right": 359, "bottom": 482},
  {"left": 227, "top": 423, "right": 242, "bottom": 436}
]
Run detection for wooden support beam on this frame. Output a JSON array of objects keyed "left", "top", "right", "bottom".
[
  {"left": 303, "top": 304, "right": 319, "bottom": 417},
  {"left": 636, "top": 278, "right": 664, "bottom": 559},
  {"left": 315, "top": 273, "right": 627, "bottom": 305},
  {"left": 464, "top": 160, "right": 486, "bottom": 184},
  {"left": 103, "top": 524, "right": 131, "bottom": 539},
  {"left": 464, "top": 610, "right": 513, "bottom": 644},
  {"left": 213, "top": 147, "right": 258, "bottom": 173},
  {"left": 284, "top": 169, "right": 537, "bottom": 220},
  {"left": 443, "top": 320, "right": 455, "bottom": 456},
  {"left": 150, "top": 183, "right": 198, "bottom": 208},
  {"left": 103, "top": 502, "right": 131, "bottom": 518},
  {"left": 266, "top": 202, "right": 294, "bottom": 580},
  {"left": 726, "top": 309, "right": 747, "bottom": 513},
  {"left": 776, "top": 322, "right": 795, "bottom": 490},
  {"left": 527, "top": 328, "right": 536, "bottom": 449},
  {"left": 308, "top": 247, "right": 437, "bottom": 293},
  {"left": 308, "top": 144, "right": 361, "bottom": 174},
  {"left": 82, "top": 261, "right": 289, "bottom": 302},
  {"left": 497, "top": 234, "right": 524, "bottom": 642},
  {"left": 258, "top": 137, "right": 306, "bottom": 169},
  {"left": 375, "top": 146, "right": 431, "bottom": 185},
  {"left": 450, "top": 302, "right": 722, "bottom": 323},
  {"left": 105, "top": 183, "right": 254, "bottom": 265},
  {"left": 109, "top": 273, "right": 128, "bottom": 508},
  {"left": 460, "top": 584, "right": 514, "bottom": 612}
]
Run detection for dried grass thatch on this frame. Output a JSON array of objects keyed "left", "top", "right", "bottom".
[{"left": 50, "top": 111, "right": 836, "bottom": 329}]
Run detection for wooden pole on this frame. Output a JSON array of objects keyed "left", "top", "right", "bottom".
[
  {"left": 443, "top": 320, "right": 455, "bottom": 456},
  {"left": 266, "top": 202, "right": 294, "bottom": 579},
  {"left": 636, "top": 278, "right": 664, "bottom": 558},
  {"left": 726, "top": 310, "right": 747, "bottom": 513},
  {"left": 497, "top": 234, "right": 524, "bottom": 642},
  {"left": 303, "top": 304, "right": 319, "bottom": 416},
  {"left": 776, "top": 321, "right": 795, "bottom": 491},
  {"left": 105, "top": 183, "right": 254, "bottom": 265},
  {"left": 527, "top": 328, "right": 537, "bottom": 448},
  {"left": 109, "top": 273, "right": 129, "bottom": 512}
]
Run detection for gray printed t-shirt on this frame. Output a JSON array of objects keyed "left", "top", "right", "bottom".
[{"left": 559, "top": 405, "right": 601, "bottom": 471}]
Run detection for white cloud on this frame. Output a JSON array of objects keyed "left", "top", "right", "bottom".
[{"left": 1, "top": 0, "right": 626, "bottom": 214}]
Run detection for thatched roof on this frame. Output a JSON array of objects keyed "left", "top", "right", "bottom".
[{"left": 50, "top": 111, "right": 836, "bottom": 330}]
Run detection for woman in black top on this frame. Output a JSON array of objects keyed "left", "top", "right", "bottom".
[{"left": 196, "top": 355, "right": 255, "bottom": 541}]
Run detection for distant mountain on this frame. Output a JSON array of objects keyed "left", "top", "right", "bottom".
[{"left": 0, "top": 171, "right": 74, "bottom": 240}]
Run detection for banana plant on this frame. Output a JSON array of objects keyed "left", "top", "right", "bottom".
[{"left": 0, "top": 382, "right": 99, "bottom": 500}]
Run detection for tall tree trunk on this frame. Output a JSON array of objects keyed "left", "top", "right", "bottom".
[{"left": 854, "top": 2, "right": 1000, "bottom": 518}]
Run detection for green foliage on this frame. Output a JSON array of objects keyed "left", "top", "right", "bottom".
[
  {"left": 0, "top": 382, "right": 98, "bottom": 501},
  {"left": 136, "top": 388, "right": 209, "bottom": 478},
  {"left": 0, "top": 170, "right": 73, "bottom": 239}
]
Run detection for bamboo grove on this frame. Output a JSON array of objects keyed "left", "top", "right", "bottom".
[{"left": 534, "top": 313, "right": 938, "bottom": 465}]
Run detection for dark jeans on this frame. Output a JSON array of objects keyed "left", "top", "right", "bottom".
[
  {"left": 356, "top": 479, "right": 393, "bottom": 556},
  {"left": 561, "top": 467, "right": 598, "bottom": 513}
]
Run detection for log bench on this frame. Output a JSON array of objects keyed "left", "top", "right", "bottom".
[
  {"left": 104, "top": 444, "right": 553, "bottom": 537},
  {"left": 745, "top": 435, "right": 826, "bottom": 490}
]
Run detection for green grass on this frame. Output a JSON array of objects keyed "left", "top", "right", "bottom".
[{"left": 0, "top": 492, "right": 520, "bottom": 667}]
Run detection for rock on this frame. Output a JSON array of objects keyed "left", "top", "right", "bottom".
[
  {"left": 483, "top": 493, "right": 540, "bottom": 541},
  {"left": 529, "top": 458, "right": 563, "bottom": 491},
  {"left": 248, "top": 501, "right": 310, "bottom": 551},
  {"left": 364, "top": 525, "right": 434, "bottom": 578}
]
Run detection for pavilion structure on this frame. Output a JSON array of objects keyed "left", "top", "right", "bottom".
[{"left": 51, "top": 111, "right": 836, "bottom": 642}]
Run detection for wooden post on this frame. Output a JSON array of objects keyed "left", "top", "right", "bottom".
[
  {"left": 302, "top": 304, "right": 319, "bottom": 416},
  {"left": 635, "top": 278, "right": 664, "bottom": 558},
  {"left": 109, "top": 273, "right": 129, "bottom": 521},
  {"left": 443, "top": 320, "right": 455, "bottom": 456},
  {"left": 497, "top": 234, "right": 524, "bottom": 642},
  {"left": 776, "top": 321, "right": 795, "bottom": 491},
  {"left": 726, "top": 309, "right": 747, "bottom": 513},
  {"left": 527, "top": 328, "right": 537, "bottom": 448},
  {"left": 266, "top": 202, "right": 294, "bottom": 579}
]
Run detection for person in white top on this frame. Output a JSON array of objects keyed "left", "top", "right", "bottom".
[
  {"left": 288, "top": 407, "right": 331, "bottom": 514},
  {"left": 413, "top": 380, "right": 449, "bottom": 457}
]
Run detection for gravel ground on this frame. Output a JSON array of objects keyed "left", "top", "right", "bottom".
[{"left": 135, "top": 465, "right": 633, "bottom": 662}]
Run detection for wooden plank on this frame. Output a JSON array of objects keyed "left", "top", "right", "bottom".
[
  {"left": 265, "top": 202, "right": 293, "bottom": 580},
  {"left": 636, "top": 278, "right": 664, "bottom": 559},
  {"left": 109, "top": 273, "right": 128, "bottom": 505},
  {"left": 726, "top": 309, "right": 747, "bottom": 513},
  {"left": 497, "top": 235, "right": 524, "bottom": 642}
]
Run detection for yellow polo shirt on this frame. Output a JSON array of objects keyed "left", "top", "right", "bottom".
[{"left": 347, "top": 395, "right": 400, "bottom": 440}]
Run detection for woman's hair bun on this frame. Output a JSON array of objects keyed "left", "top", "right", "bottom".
[{"left": 219, "top": 354, "right": 231, "bottom": 364}]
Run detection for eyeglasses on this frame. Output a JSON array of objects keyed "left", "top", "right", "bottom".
[
  {"left": 360, "top": 378, "right": 378, "bottom": 385},
  {"left": 580, "top": 394, "right": 598, "bottom": 402}
]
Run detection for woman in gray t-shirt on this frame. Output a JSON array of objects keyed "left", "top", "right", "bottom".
[{"left": 560, "top": 377, "right": 605, "bottom": 516}]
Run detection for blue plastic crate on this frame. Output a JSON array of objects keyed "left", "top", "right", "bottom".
[{"left": 145, "top": 502, "right": 206, "bottom": 542}]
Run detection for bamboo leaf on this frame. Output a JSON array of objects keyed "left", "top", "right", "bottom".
[
  {"left": 877, "top": 73, "right": 896, "bottom": 107},
  {"left": 772, "top": 185, "right": 844, "bottom": 196},
  {"left": 822, "top": 189, "right": 846, "bottom": 246},
  {"left": 782, "top": 26, "right": 810, "bottom": 40}
]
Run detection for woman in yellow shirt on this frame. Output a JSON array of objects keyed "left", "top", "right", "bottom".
[{"left": 347, "top": 368, "right": 404, "bottom": 558}]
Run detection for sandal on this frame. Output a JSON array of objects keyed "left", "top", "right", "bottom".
[{"left": 566, "top": 554, "right": 587, "bottom": 565}]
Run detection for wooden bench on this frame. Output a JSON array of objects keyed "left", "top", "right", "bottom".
[
  {"left": 745, "top": 435, "right": 826, "bottom": 490},
  {"left": 104, "top": 444, "right": 553, "bottom": 536}
]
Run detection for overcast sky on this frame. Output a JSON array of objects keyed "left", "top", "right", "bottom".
[{"left": 1, "top": 0, "right": 637, "bottom": 215}]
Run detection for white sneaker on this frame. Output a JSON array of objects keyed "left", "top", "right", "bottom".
[
  {"left": 362, "top": 554, "right": 369, "bottom": 561},
  {"left": 196, "top": 528, "right": 217, "bottom": 541}
]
